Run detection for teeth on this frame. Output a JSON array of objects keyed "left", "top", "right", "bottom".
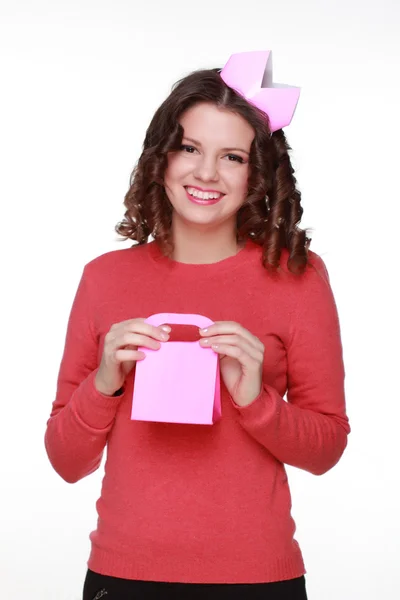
[{"left": 186, "top": 187, "right": 223, "bottom": 200}]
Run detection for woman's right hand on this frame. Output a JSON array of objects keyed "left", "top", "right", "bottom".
[{"left": 94, "top": 318, "right": 171, "bottom": 396}]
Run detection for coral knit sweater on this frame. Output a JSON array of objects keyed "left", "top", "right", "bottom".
[{"left": 45, "top": 240, "right": 350, "bottom": 584}]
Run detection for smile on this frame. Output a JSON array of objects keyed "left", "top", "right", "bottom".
[{"left": 184, "top": 186, "right": 225, "bottom": 205}]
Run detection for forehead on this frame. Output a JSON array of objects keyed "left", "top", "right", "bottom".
[{"left": 179, "top": 103, "right": 254, "bottom": 148}]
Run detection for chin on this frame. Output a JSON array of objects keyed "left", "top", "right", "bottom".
[
  {"left": 169, "top": 194, "right": 240, "bottom": 229},
  {"left": 180, "top": 213, "right": 220, "bottom": 228}
]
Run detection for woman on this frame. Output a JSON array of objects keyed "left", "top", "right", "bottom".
[{"left": 45, "top": 52, "right": 350, "bottom": 600}]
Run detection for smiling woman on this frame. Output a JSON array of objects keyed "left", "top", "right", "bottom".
[
  {"left": 116, "top": 65, "right": 310, "bottom": 272},
  {"left": 162, "top": 103, "right": 255, "bottom": 260},
  {"left": 44, "top": 51, "right": 349, "bottom": 600}
]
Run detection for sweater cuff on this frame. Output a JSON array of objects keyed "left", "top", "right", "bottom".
[
  {"left": 230, "top": 384, "right": 278, "bottom": 426},
  {"left": 70, "top": 369, "right": 127, "bottom": 430}
]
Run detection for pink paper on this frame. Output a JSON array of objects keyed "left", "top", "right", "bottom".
[
  {"left": 220, "top": 50, "right": 300, "bottom": 132},
  {"left": 131, "top": 313, "right": 221, "bottom": 425}
]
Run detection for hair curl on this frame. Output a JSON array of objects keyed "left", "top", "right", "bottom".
[{"left": 115, "top": 68, "right": 311, "bottom": 275}]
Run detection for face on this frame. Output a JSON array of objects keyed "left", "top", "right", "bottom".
[{"left": 164, "top": 102, "right": 255, "bottom": 231}]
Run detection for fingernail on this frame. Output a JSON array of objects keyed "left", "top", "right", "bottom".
[
  {"left": 161, "top": 325, "right": 171, "bottom": 332},
  {"left": 160, "top": 332, "right": 169, "bottom": 340},
  {"left": 199, "top": 328, "right": 208, "bottom": 334}
]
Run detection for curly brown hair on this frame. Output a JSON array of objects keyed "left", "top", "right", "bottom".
[{"left": 115, "top": 68, "right": 311, "bottom": 275}]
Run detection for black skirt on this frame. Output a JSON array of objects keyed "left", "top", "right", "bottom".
[{"left": 83, "top": 569, "right": 308, "bottom": 600}]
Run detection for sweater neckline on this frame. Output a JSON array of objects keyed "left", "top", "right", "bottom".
[{"left": 145, "top": 238, "right": 259, "bottom": 276}]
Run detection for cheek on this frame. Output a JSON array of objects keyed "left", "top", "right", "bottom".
[
  {"left": 165, "top": 155, "right": 194, "bottom": 184},
  {"left": 226, "top": 167, "right": 249, "bottom": 197}
]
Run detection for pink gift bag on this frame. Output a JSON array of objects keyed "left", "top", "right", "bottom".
[{"left": 131, "top": 313, "right": 221, "bottom": 425}]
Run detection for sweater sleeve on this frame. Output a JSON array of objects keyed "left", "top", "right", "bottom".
[
  {"left": 44, "top": 265, "right": 126, "bottom": 483},
  {"left": 231, "top": 254, "right": 350, "bottom": 476}
]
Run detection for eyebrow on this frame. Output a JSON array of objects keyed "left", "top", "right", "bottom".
[{"left": 182, "top": 136, "right": 250, "bottom": 156}]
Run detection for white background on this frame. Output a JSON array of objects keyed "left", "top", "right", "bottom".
[{"left": 1, "top": 1, "right": 399, "bottom": 598}]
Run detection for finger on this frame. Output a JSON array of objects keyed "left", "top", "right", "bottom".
[
  {"left": 199, "top": 321, "right": 264, "bottom": 352},
  {"left": 115, "top": 333, "right": 164, "bottom": 351},
  {"left": 112, "top": 322, "right": 170, "bottom": 342},
  {"left": 131, "top": 323, "right": 171, "bottom": 341},
  {"left": 200, "top": 334, "right": 262, "bottom": 362},
  {"left": 114, "top": 348, "right": 146, "bottom": 363},
  {"left": 130, "top": 322, "right": 171, "bottom": 339},
  {"left": 210, "top": 343, "right": 262, "bottom": 371}
]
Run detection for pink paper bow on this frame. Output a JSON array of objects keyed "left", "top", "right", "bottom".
[{"left": 220, "top": 50, "right": 300, "bottom": 133}]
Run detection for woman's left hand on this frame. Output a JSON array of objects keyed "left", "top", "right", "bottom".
[{"left": 199, "top": 321, "right": 264, "bottom": 407}]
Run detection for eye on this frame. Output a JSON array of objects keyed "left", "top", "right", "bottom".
[
  {"left": 226, "top": 154, "right": 245, "bottom": 163},
  {"left": 180, "top": 144, "right": 197, "bottom": 153}
]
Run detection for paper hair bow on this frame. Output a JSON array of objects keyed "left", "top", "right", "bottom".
[{"left": 220, "top": 50, "right": 300, "bottom": 133}]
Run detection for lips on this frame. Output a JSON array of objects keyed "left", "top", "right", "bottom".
[
  {"left": 187, "top": 185, "right": 224, "bottom": 195},
  {"left": 184, "top": 186, "right": 225, "bottom": 206}
]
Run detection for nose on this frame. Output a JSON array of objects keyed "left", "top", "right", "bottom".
[{"left": 193, "top": 155, "right": 219, "bottom": 182}]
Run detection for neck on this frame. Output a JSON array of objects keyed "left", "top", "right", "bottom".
[{"left": 170, "top": 216, "right": 241, "bottom": 265}]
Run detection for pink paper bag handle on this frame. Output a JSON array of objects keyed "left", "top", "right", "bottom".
[{"left": 145, "top": 313, "right": 214, "bottom": 329}]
